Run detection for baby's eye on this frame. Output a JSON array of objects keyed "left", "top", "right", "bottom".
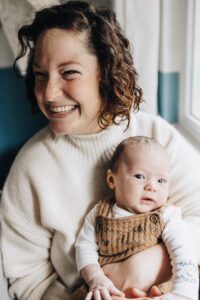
[
  {"left": 158, "top": 178, "right": 167, "bottom": 184},
  {"left": 62, "top": 70, "right": 80, "bottom": 80},
  {"left": 134, "top": 174, "right": 145, "bottom": 180}
]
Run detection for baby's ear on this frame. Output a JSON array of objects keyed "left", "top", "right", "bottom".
[{"left": 107, "top": 169, "right": 115, "bottom": 190}]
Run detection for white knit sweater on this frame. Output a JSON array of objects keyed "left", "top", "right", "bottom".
[{"left": 1, "top": 112, "right": 200, "bottom": 300}]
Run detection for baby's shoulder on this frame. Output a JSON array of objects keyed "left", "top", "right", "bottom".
[{"left": 162, "top": 204, "right": 182, "bottom": 222}]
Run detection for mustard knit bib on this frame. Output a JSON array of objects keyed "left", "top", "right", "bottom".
[{"left": 95, "top": 198, "right": 165, "bottom": 267}]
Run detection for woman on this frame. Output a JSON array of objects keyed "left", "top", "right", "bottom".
[{"left": 1, "top": 1, "right": 200, "bottom": 299}]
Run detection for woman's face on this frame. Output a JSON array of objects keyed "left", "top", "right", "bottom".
[{"left": 33, "top": 28, "right": 102, "bottom": 135}]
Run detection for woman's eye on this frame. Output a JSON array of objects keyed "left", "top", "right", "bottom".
[
  {"left": 34, "top": 71, "right": 47, "bottom": 81},
  {"left": 134, "top": 174, "right": 145, "bottom": 180},
  {"left": 62, "top": 70, "right": 80, "bottom": 79}
]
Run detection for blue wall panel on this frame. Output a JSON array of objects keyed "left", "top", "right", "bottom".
[
  {"left": 0, "top": 67, "right": 47, "bottom": 188},
  {"left": 158, "top": 71, "right": 179, "bottom": 123}
]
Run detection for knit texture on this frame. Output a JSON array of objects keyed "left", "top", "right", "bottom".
[
  {"left": 1, "top": 112, "right": 200, "bottom": 299},
  {"left": 96, "top": 198, "right": 164, "bottom": 266}
]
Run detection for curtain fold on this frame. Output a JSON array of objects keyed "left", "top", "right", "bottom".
[
  {"left": 114, "top": 0, "right": 187, "bottom": 121},
  {"left": 114, "top": 0, "right": 160, "bottom": 115}
]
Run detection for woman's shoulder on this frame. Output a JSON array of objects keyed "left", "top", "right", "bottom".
[
  {"left": 131, "top": 110, "right": 171, "bottom": 127},
  {"left": 19, "top": 125, "right": 51, "bottom": 151},
  {"left": 131, "top": 111, "right": 200, "bottom": 165},
  {"left": 10, "top": 126, "right": 54, "bottom": 171},
  {"left": 129, "top": 111, "right": 174, "bottom": 142}
]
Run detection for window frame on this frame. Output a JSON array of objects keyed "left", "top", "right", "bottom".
[{"left": 179, "top": 0, "right": 200, "bottom": 145}]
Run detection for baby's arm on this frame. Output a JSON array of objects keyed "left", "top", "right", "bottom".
[
  {"left": 161, "top": 206, "right": 199, "bottom": 300},
  {"left": 75, "top": 205, "right": 124, "bottom": 300},
  {"left": 81, "top": 264, "right": 124, "bottom": 300}
]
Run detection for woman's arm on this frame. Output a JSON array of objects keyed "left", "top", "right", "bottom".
[{"left": 0, "top": 153, "right": 56, "bottom": 299}]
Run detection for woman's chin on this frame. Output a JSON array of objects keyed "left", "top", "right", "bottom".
[{"left": 50, "top": 124, "right": 71, "bottom": 136}]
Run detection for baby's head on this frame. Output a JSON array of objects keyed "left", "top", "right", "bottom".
[{"left": 107, "top": 136, "right": 170, "bottom": 213}]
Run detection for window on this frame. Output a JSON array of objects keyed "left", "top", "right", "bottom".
[{"left": 179, "top": 0, "right": 200, "bottom": 144}]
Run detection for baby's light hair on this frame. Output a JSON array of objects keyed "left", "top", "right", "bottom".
[{"left": 110, "top": 136, "right": 166, "bottom": 172}]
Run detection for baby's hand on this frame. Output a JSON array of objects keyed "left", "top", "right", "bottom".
[{"left": 85, "top": 273, "right": 125, "bottom": 300}]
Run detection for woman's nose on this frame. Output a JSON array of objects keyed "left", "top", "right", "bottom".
[{"left": 44, "top": 77, "right": 62, "bottom": 102}]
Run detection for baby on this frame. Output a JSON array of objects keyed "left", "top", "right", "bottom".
[{"left": 75, "top": 136, "right": 199, "bottom": 300}]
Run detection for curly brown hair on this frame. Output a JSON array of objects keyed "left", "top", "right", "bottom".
[{"left": 14, "top": 0, "right": 143, "bottom": 129}]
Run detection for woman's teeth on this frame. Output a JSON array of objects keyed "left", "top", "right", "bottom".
[{"left": 49, "top": 105, "right": 77, "bottom": 114}]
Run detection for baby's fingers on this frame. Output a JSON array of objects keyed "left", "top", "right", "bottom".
[
  {"left": 94, "top": 289, "right": 103, "bottom": 300},
  {"left": 86, "top": 287, "right": 112, "bottom": 300},
  {"left": 85, "top": 291, "right": 93, "bottom": 300},
  {"left": 99, "top": 287, "right": 112, "bottom": 299},
  {"left": 109, "top": 286, "right": 125, "bottom": 297}
]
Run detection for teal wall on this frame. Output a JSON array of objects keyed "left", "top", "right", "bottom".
[
  {"left": 158, "top": 71, "right": 179, "bottom": 123},
  {"left": 0, "top": 67, "right": 47, "bottom": 188}
]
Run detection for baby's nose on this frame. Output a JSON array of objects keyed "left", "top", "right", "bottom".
[{"left": 144, "top": 181, "right": 156, "bottom": 192}]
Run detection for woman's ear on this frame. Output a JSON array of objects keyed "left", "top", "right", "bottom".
[{"left": 107, "top": 169, "right": 115, "bottom": 190}]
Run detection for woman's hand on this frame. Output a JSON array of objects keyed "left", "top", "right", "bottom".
[
  {"left": 124, "top": 285, "right": 162, "bottom": 298},
  {"left": 110, "top": 285, "right": 162, "bottom": 299}
]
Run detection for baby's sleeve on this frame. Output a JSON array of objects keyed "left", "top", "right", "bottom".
[
  {"left": 75, "top": 204, "right": 100, "bottom": 273},
  {"left": 162, "top": 206, "right": 199, "bottom": 300}
]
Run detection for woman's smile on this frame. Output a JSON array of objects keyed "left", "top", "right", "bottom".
[
  {"left": 48, "top": 104, "right": 78, "bottom": 114},
  {"left": 47, "top": 103, "right": 80, "bottom": 119}
]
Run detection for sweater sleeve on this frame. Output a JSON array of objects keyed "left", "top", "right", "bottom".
[
  {"left": 162, "top": 206, "right": 199, "bottom": 300},
  {"left": 0, "top": 153, "right": 57, "bottom": 300},
  {"left": 75, "top": 205, "right": 100, "bottom": 273}
]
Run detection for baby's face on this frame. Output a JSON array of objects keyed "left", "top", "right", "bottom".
[{"left": 107, "top": 145, "right": 170, "bottom": 213}]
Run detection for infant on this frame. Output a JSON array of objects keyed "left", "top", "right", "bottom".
[{"left": 75, "top": 136, "right": 199, "bottom": 300}]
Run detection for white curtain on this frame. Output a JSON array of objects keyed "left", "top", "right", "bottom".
[
  {"left": 0, "top": 0, "right": 60, "bottom": 72},
  {"left": 114, "top": 0, "right": 160, "bottom": 114},
  {"left": 114, "top": 0, "right": 187, "bottom": 120}
]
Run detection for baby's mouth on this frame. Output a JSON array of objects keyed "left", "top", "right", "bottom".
[{"left": 141, "top": 197, "right": 154, "bottom": 202}]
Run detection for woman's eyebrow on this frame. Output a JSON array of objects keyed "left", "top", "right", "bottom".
[
  {"left": 33, "top": 61, "right": 81, "bottom": 68},
  {"left": 58, "top": 61, "right": 81, "bottom": 67}
]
